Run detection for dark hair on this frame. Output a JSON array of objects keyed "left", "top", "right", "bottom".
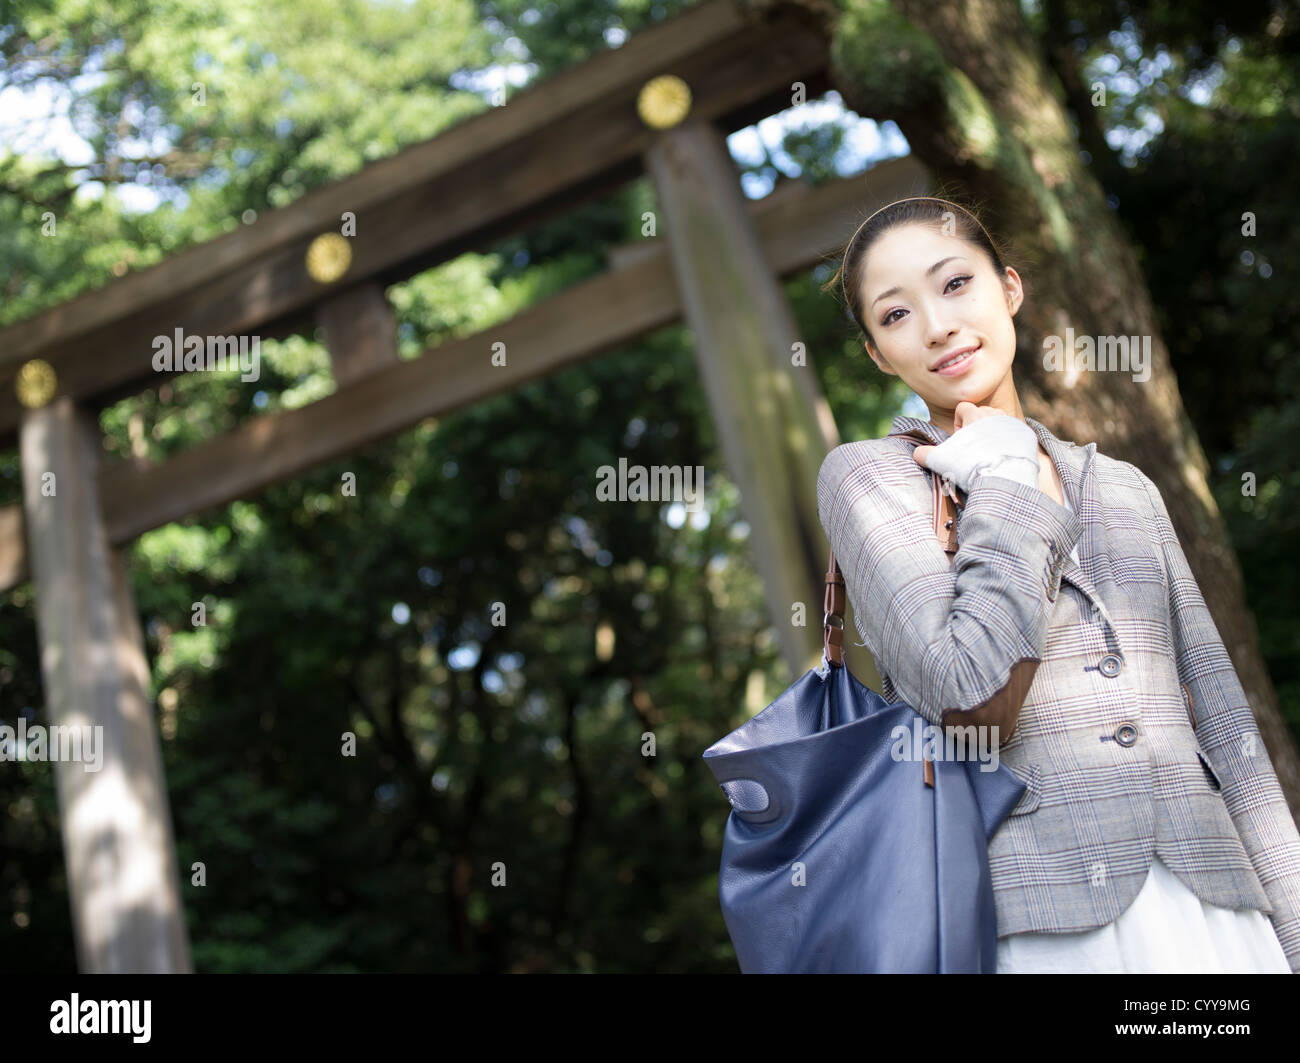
[{"left": 821, "top": 195, "right": 1015, "bottom": 354}]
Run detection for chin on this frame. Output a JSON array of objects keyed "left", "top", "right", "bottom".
[{"left": 949, "top": 368, "right": 1000, "bottom": 400}]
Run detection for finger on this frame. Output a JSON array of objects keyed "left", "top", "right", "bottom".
[{"left": 913, "top": 445, "right": 929, "bottom": 467}]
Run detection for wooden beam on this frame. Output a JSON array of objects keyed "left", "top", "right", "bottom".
[
  {"left": 96, "top": 239, "right": 687, "bottom": 544},
  {"left": 0, "top": 158, "right": 929, "bottom": 591},
  {"left": 0, "top": 0, "right": 834, "bottom": 447},
  {"left": 19, "top": 397, "right": 192, "bottom": 972}
]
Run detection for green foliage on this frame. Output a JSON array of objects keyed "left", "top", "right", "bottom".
[
  {"left": 831, "top": 0, "right": 948, "bottom": 115},
  {"left": 0, "top": 0, "right": 495, "bottom": 325}
]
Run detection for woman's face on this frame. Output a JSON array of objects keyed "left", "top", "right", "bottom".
[{"left": 856, "top": 222, "right": 1023, "bottom": 418}]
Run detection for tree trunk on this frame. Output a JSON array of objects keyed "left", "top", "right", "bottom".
[{"left": 803, "top": 0, "right": 1300, "bottom": 816}]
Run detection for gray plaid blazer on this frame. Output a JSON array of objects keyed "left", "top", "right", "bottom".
[{"left": 816, "top": 413, "right": 1300, "bottom": 971}]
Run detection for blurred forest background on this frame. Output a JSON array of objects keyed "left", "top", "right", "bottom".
[{"left": 0, "top": 0, "right": 1297, "bottom": 972}]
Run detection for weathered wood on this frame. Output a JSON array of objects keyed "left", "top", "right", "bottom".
[
  {"left": 646, "top": 117, "right": 842, "bottom": 677},
  {"left": 0, "top": 158, "right": 928, "bottom": 590},
  {"left": 0, "top": 0, "right": 835, "bottom": 448},
  {"left": 0, "top": 503, "right": 25, "bottom": 588},
  {"left": 316, "top": 283, "right": 400, "bottom": 386},
  {"left": 19, "top": 397, "right": 191, "bottom": 972}
]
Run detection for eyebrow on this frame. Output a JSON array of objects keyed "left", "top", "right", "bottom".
[{"left": 870, "top": 256, "right": 968, "bottom": 309}]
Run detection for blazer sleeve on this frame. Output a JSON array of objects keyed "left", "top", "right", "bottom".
[
  {"left": 816, "top": 442, "right": 1083, "bottom": 729},
  {"left": 1136, "top": 467, "right": 1300, "bottom": 973}
]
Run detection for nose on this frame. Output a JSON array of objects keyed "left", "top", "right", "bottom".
[{"left": 921, "top": 302, "right": 959, "bottom": 351}]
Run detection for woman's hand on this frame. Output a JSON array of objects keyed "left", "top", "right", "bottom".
[
  {"left": 910, "top": 402, "right": 1041, "bottom": 493},
  {"left": 912, "top": 401, "right": 1012, "bottom": 470}
]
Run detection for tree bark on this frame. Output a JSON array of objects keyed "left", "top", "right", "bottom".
[{"left": 809, "top": 0, "right": 1300, "bottom": 815}]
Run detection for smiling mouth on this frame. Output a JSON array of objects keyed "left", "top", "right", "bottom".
[{"left": 932, "top": 346, "right": 979, "bottom": 373}]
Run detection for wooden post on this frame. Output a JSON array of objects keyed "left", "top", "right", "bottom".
[
  {"left": 0, "top": 504, "right": 25, "bottom": 589},
  {"left": 316, "top": 282, "right": 401, "bottom": 386},
  {"left": 19, "top": 396, "right": 191, "bottom": 972},
  {"left": 646, "top": 117, "right": 841, "bottom": 678}
]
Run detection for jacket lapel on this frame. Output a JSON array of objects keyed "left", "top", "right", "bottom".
[{"left": 1022, "top": 418, "right": 1113, "bottom": 623}]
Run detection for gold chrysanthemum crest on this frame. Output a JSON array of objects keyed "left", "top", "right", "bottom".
[
  {"left": 305, "top": 233, "right": 352, "bottom": 283},
  {"left": 637, "top": 75, "right": 692, "bottom": 129},
  {"left": 16, "top": 359, "right": 57, "bottom": 409}
]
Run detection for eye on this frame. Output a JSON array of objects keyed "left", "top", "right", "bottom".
[{"left": 879, "top": 275, "right": 973, "bottom": 327}]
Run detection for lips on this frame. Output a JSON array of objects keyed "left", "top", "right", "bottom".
[{"left": 931, "top": 345, "right": 979, "bottom": 374}]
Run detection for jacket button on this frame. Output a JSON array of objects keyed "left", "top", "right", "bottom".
[
  {"left": 1099, "top": 653, "right": 1123, "bottom": 677},
  {"left": 1114, "top": 722, "right": 1138, "bottom": 747}
]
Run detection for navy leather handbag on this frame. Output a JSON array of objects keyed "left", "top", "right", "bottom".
[{"left": 702, "top": 429, "right": 1028, "bottom": 973}]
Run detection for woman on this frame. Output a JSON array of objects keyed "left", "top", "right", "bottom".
[{"left": 816, "top": 195, "right": 1300, "bottom": 973}]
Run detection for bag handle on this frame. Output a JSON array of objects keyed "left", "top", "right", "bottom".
[{"left": 823, "top": 429, "right": 965, "bottom": 668}]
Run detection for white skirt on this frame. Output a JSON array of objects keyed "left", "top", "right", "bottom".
[{"left": 996, "top": 855, "right": 1292, "bottom": 973}]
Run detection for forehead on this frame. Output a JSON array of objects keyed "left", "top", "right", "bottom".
[{"left": 860, "top": 223, "right": 974, "bottom": 287}]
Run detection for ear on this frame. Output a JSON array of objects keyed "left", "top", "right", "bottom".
[{"left": 1002, "top": 267, "right": 1024, "bottom": 318}]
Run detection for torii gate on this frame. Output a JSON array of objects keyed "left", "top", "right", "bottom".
[{"left": 0, "top": 0, "right": 928, "bottom": 971}]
